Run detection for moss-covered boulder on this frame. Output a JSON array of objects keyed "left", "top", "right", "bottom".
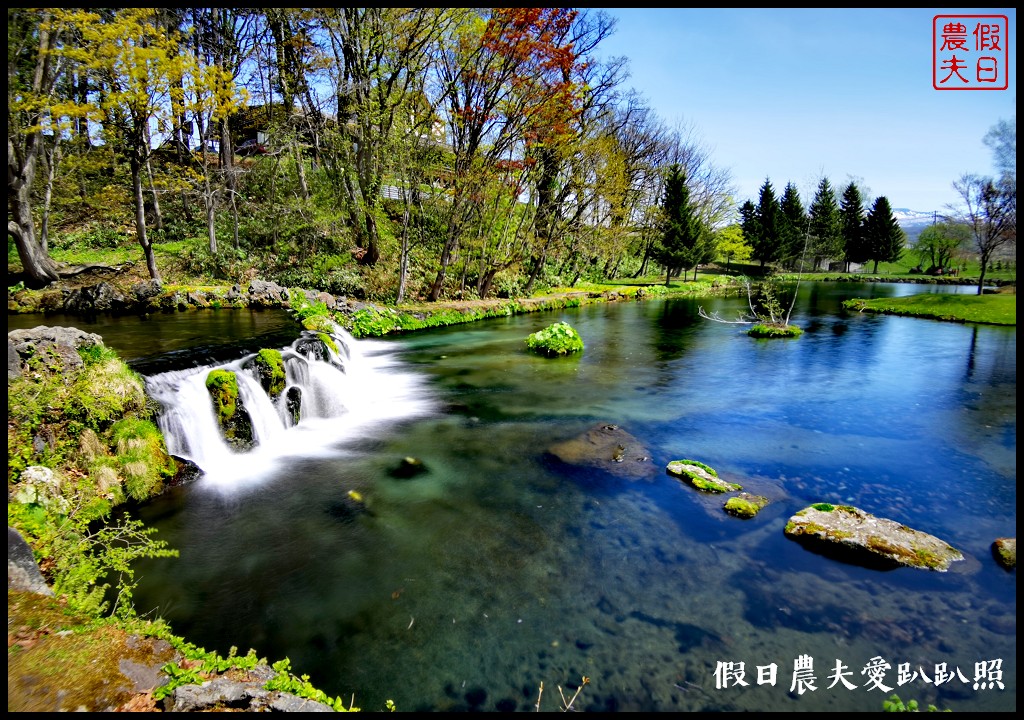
[
  {"left": 992, "top": 537, "right": 1015, "bottom": 571},
  {"left": 253, "top": 348, "right": 286, "bottom": 398},
  {"left": 666, "top": 459, "right": 741, "bottom": 493},
  {"left": 784, "top": 504, "right": 964, "bottom": 571},
  {"left": 205, "top": 369, "right": 253, "bottom": 450},
  {"left": 724, "top": 493, "right": 769, "bottom": 518},
  {"left": 526, "top": 322, "right": 584, "bottom": 357}
]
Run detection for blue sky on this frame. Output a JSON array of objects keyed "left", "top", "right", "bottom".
[{"left": 596, "top": 8, "right": 1016, "bottom": 215}]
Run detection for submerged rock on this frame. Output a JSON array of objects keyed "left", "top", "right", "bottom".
[
  {"left": 992, "top": 537, "right": 1015, "bottom": 570},
  {"left": 784, "top": 504, "right": 964, "bottom": 571},
  {"left": 666, "top": 459, "right": 741, "bottom": 493},
  {"left": 547, "top": 423, "right": 655, "bottom": 480},
  {"left": 390, "top": 456, "right": 427, "bottom": 479}
]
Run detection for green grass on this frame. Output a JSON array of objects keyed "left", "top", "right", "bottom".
[{"left": 843, "top": 293, "right": 1016, "bottom": 325}]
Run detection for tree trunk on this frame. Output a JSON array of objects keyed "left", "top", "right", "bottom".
[
  {"left": 143, "top": 123, "right": 164, "bottom": 231},
  {"left": 131, "top": 157, "right": 161, "bottom": 282},
  {"left": 41, "top": 133, "right": 61, "bottom": 253},
  {"left": 9, "top": 144, "right": 59, "bottom": 288},
  {"left": 429, "top": 228, "right": 460, "bottom": 301}
]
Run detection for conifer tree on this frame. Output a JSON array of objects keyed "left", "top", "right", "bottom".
[
  {"left": 779, "top": 182, "right": 807, "bottom": 269},
  {"left": 753, "top": 178, "right": 781, "bottom": 268},
  {"left": 655, "top": 164, "right": 703, "bottom": 286},
  {"left": 864, "top": 195, "right": 905, "bottom": 273},
  {"left": 739, "top": 199, "right": 759, "bottom": 265},
  {"left": 840, "top": 182, "right": 868, "bottom": 271},
  {"left": 808, "top": 177, "right": 842, "bottom": 271}
]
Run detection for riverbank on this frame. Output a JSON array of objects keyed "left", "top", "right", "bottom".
[
  {"left": 7, "top": 263, "right": 743, "bottom": 338},
  {"left": 9, "top": 260, "right": 1009, "bottom": 339},
  {"left": 843, "top": 292, "right": 1016, "bottom": 325}
]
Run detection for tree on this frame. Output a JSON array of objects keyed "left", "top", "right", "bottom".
[
  {"left": 914, "top": 221, "right": 969, "bottom": 272},
  {"left": 654, "top": 164, "right": 703, "bottom": 286},
  {"left": 839, "top": 181, "right": 867, "bottom": 271},
  {"left": 320, "top": 8, "right": 455, "bottom": 270},
  {"left": 808, "top": 177, "right": 842, "bottom": 271},
  {"left": 778, "top": 182, "right": 807, "bottom": 269},
  {"left": 8, "top": 9, "right": 63, "bottom": 287},
  {"left": 752, "top": 178, "right": 781, "bottom": 268},
  {"left": 427, "top": 8, "right": 588, "bottom": 300},
  {"left": 714, "top": 223, "right": 751, "bottom": 271},
  {"left": 983, "top": 115, "right": 1015, "bottom": 182},
  {"left": 952, "top": 174, "right": 1015, "bottom": 294},
  {"left": 56, "top": 8, "right": 194, "bottom": 282},
  {"left": 864, "top": 195, "right": 905, "bottom": 273}
]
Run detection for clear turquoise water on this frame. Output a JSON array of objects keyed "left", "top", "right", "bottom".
[{"left": 118, "top": 283, "right": 1014, "bottom": 711}]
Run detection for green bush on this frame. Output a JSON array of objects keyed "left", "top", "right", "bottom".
[{"left": 526, "top": 322, "right": 584, "bottom": 357}]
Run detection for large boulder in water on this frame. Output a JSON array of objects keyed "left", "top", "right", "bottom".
[
  {"left": 547, "top": 423, "right": 655, "bottom": 480},
  {"left": 784, "top": 504, "right": 964, "bottom": 571}
]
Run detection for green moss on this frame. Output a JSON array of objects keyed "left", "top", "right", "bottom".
[
  {"left": 526, "top": 322, "right": 584, "bottom": 357},
  {"left": 724, "top": 494, "right": 768, "bottom": 518},
  {"left": 666, "top": 459, "right": 740, "bottom": 492},
  {"left": 673, "top": 459, "right": 717, "bottom": 477},
  {"left": 811, "top": 502, "right": 835, "bottom": 512},
  {"left": 205, "top": 369, "right": 239, "bottom": 426},
  {"left": 254, "top": 349, "right": 286, "bottom": 398},
  {"left": 748, "top": 323, "right": 803, "bottom": 338},
  {"left": 317, "top": 332, "right": 339, "bottom": 355},
  {"left": 110, "top": 418, "right": 175, "bottom": 501}
]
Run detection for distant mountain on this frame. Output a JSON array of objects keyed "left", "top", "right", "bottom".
[{"left": 892, "top": 208, "right": 938, "bottom": 244}]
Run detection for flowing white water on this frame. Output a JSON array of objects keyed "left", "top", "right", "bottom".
[{"left": 146, "top": 325, "right": 436, "bottom": 490}]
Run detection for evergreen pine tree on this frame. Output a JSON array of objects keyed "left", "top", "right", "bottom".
[
  {"left": 840, "top": 182, "right": 868, "bottom": 271},
  {"left": 779, "top": 182, "right": 807, "bottom": 269},
  {"left": 808, "top": 177, "right": 843, "bottom": 270},
  {"left": 864, "top": 195, "right": 905, "bottom": 273},
  {"left": 753, "top": 178, "right": 782, "bottom": 268},
  {"left": 739, "top": 200, "right": 759, "bottom": 267},
  {"left": 655, "top": 164, "right": 703, "bottom": 286}
]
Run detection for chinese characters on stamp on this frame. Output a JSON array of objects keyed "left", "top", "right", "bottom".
[{"left": 933, "top": 15, "right": 1009, "bottom": 90}]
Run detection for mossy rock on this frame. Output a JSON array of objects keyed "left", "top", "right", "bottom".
[
  {"left": 205, "top": 369, "right": 239, "bottom": 426},
  {"left": 992, "top": 537, "right": 1016, "bottom": 570},
  {"left": 253, "top": 348, "right": 286, "bottom": 397},
  {"left": 666, "top": 459, "right": 741, "bottom": 493},
  {"left": 724, "top": 493, "right": 769, "bottom": 519},
  {"left": 205, "top": 369, "right": 253, "bottom": 449},
  {"left": 784, "top": 504, "right": 964, "bottom": 571}
]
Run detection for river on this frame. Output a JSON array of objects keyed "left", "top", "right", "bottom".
[{"left": 10, "top": 281, "right": 1015, "bottom": 711}]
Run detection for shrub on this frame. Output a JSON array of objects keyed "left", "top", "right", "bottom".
[{"left": 526, "top": 322, "right": 584, "bottom": 357}]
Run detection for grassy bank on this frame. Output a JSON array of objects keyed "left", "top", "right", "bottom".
[{"left": 842, "top": 292, "right": 1016, "bottom": 326}]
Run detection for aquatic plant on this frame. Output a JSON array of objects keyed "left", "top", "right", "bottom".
[{"left": 525, "top": 322, "right": 584, "bottom": 357}]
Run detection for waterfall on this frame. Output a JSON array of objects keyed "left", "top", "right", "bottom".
[{"left": 145, "top": 325, "right": 436, "bottom": 488}]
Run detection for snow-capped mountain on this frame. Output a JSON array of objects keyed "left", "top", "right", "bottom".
[{"left": 892, "top": 208, "right": 938, "bottom": 243}]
